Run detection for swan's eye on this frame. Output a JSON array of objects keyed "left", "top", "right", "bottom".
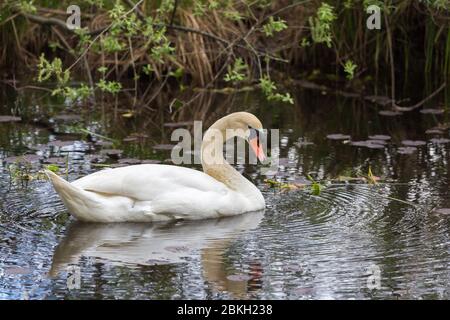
[{"left": 248, "top": 128, "right": 258, "bottom": 140}]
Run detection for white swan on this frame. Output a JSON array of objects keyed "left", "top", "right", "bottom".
[{"left": 46, "top": 112, "right": 266, "bottom": 222}]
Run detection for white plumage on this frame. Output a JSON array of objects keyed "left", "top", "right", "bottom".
[{"left": 46, "top": 112, "right": 266, "bottom": 222}]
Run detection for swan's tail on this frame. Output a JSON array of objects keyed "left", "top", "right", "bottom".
[{"left": 45, "top": 170, "right": 97, "bottom": 221}]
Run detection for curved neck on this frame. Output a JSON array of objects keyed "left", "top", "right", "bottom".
[{"left": 201, "top": 126, "right": 257, "bottom": 196}]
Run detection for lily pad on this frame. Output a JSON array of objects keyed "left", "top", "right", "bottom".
[
  {"left": 429, "top": 138, "right": 450, "bottom": 144},
  {"left": 397, "top": 147, "right": 417, "bottom": 154},
  {"left": 366, "top": 143, "right": 385, "bottom": 149},
  {"left": 379, "top": 110, "right": 402, "bottom": 116},
  {"left": 425, "top": 129, "right": 444, "bottom": 135},
  {"left": 350, "top": 141, "right": 385, "bottom": 149},
  {"left": 163, "top": 121, "right": 193, "bottom": 128},
  {"left": 432, "top": 208, "right": 450, "bottom": 216},
  {"left": 326, "top": 134, "right": 351, "bottom": 140},
  {"left": 367, "top": 140, "right": 387, "bottom": 146},
  {"left": 122, "top": 136, "right": 138, "bottom": 142},
  {"left": 420, "top": 109, "right": 445, "bottom": 115},
  {"left": 141, "top": 159, "right": 162, "bottom": 164},
  {"left": 401, "top": 140, "right": 426, "bottom": 147},
  {"left": 118, "top": 158, "right": 142, "bottom": 165},
  {"left": 0, "top": 115, "right": 21, "bottom": 122},
  {"left": 366, "top": 95, "right": 392, "bottom": 106},
  {"left": 368, "top": 135, "right": 391, "bottom": 141}
]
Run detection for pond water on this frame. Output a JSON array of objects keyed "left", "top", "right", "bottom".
[{"left": 0, "top": 84, "right": 449, "bottom": 299}]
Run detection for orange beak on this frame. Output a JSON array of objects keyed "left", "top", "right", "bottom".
[{"left": 249, "top": 137, "right": 266, "bottom": 162}]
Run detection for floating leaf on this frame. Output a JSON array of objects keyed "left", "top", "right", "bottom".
[
  {"left": 425, "top": 129, "right": 444, "bottom": 135},
  {"left": 306, "top": 174, "right": 324, "bottom": 195},
  {"left": 141, "top": 159, "right": 162, "bottom": 164},
  {"left": 368, "top": 135, "right": 391, "bottom": 140},
  {"left": 401, "top": 140, "right": 426, "bottom": 147},
  {"left": 420, "top": 108, "right": 444, "bottom": 115},
  {"left": 379, "top": 110, "right": 402, "bottom": 116},
  {"left": 326, "top": 133, "right": 351, "bottom": 140},
  {"left": 118, "top": 158, "right": 141, "bottom": 165},
  {"left": 264, "top": 179, "right": 305, "bottom": 190},
  {"left": 122, "top": 136, "right": 138, "bottom": 142},
  {"left": 429, "top": 138, "right": 450, "bottom": 144},
  {"left": 163, "top": 121, "right": 193, "bottom": 128},
  {"left": 350, "top": 141, "right": 385, "bottom": 149},
  {"left": 310, "top": 181, "right": 323, "bottom": 195},
  {"left": 367, "top": 166, "right": 379, "bottom": 184},
  {"left": 46, "top": 164, "right": 60, "bottom": 173},
  {"left": 367, "top": 139, "right": 387, "bottom": 145},
  {"left": 432, "top": 208, "right": 450, "bottom": 216},
  {"left": 0, "top": 115, "right": 21, "bottom": 122}
]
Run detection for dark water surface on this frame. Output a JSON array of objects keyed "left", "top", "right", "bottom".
[{"left": 0, "top": 85, "right": 449, "bottom": 299}]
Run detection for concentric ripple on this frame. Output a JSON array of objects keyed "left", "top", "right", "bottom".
[{"left": 1, "top": 92, "right": 450, "bottom": 299}]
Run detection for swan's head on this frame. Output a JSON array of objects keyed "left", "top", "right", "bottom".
[{"left": 204, "top": 112, "right": 266, "bottom": 162}]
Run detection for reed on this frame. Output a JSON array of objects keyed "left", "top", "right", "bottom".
[{"left": 0, "top": 0, "right": 449, "bottom": 107}]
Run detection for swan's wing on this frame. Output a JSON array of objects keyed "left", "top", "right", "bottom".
[{"left": 72, "top": 164, "right": 228, "bottom": 201}]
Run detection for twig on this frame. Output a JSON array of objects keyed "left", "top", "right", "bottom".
[
  {"left": 22, "top": 12, "right": 69, "bottom": 29},
  {"left": 384, "top": 9, "right": 396, "bottom": 108},
  {"left": 67, "top": 0, "right": 145, "bottom": 71},
  {"left": 170, "top": 0, "right": 179, "bottom": 26},
  {"left": 393, "top": 82, "right": 447, "bottom": 112}
]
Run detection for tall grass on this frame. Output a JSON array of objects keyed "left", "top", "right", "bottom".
[{"left": 0, "top": 0, "right": 449, "bottom": 107}]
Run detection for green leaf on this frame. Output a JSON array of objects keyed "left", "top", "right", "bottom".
[
  {"left": 263, "top": 17, "right": 288, "bottom": 37},
  {"left": 46, "top": 164, "right": 59, "bottom": 173}
]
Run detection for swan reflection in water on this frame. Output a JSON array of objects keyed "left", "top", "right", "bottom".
[{"left": 50, "top": 210, "right": 264, "bottom": 297}]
